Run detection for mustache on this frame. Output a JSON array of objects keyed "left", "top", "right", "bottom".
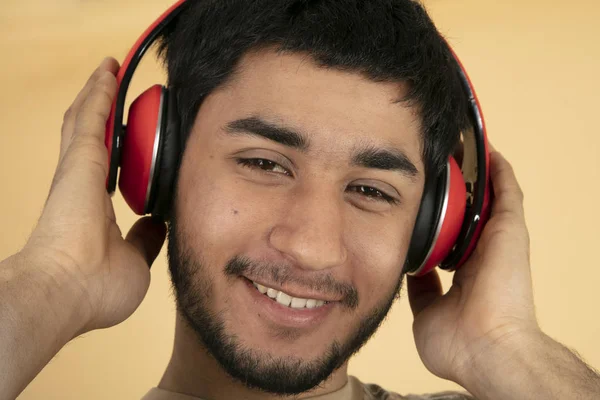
[{"left": 224, "top": 256, "right": 359, "bottom": 310}]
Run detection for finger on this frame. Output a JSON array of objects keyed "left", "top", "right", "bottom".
[
  {"left": 125, "top": 217, "right": 167, "bottom": 267},
  {"left": 71, "top": 63, "right": 119, "bottom": 146},
  {"left": 489, "top": 151, "right": 525, "bottom": 218},
  {"left": 59, "top": 57, "right": 119, "bottom": 161},
  {"left": 407, "top": 270, "right": 443, "bottom": 317},
  {"left": 51, "top": 68, "right": 118, "bottom": 197}
]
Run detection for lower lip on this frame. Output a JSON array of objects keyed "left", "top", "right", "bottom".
[{"left": 242, "top": 278, "right": 335, "bottom": 329}]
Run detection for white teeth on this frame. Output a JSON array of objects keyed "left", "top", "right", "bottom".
[
  {"left": 252, "top": 281, "right": 327, "bottom": 309},
  {"left": 256, "top": 283, "right": 268, "bottom": 294},
  {"left": 290, "top": 297, "right": 308, "bottom": 309},
  {"left": 276, "top": 291, "right": 292, "bottom": 307}
]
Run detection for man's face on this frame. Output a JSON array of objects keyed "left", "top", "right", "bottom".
[{"left": 168, "top": 49, "right": 425, "bottom": 394}]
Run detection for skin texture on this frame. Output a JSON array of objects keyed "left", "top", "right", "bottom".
[
  {"left": 161, "top": 49, "right": 424, "bottom": 396},
  {"left": 0, "top": 55, "right": 599, "bottom": 400}
]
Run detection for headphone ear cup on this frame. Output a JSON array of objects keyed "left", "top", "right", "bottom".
[
  {"left": 119, "top": 85, "right": 166, "bottom": 215},
  {"left": 404, "top": 163, "right": 448, "bottom": 275},
  {"left": 405, "top": 157, "right": 467, "bottom": 276},
  {"left": 417, "top": 156, "right": 467, "bottom": 275}
]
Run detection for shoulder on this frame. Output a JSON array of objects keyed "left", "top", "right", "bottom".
[{"left": 349, "top": 376, "right": 476, "bottom": 400}]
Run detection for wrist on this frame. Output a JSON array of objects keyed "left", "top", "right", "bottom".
[
  {"left": 0, "top": 250, "right": 93, "bottom": 398},
  {"left": 455, "top": 325, "right": 600, "bottom": 400},
  {"left": 453, "top": 324, "right": 545, "bottom": 400},
  {"left": 15, "top": 248, "right": 93, "bottom": 339}
]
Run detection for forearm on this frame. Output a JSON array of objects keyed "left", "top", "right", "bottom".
[
  {"left": 0, "top": 251, "right": 87, "bottom": 399},
  {"left": 459, "top": 329, "right": 600, "bottom": 400}
]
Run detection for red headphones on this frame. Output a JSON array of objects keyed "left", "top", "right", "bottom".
[{"left": 104, "top": 0, "right": 492, "bottom": 276}]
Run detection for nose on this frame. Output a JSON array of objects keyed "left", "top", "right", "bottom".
[{"left": 269, "top": 186, "right": 348, "bottom": 271}]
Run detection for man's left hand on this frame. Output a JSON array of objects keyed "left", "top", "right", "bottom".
[{"left": 407, "top": 149, "right": 540, "bottom": 386}]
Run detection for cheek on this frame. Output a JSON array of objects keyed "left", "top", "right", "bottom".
[
  {"left": 176, "top": 155, "right": 281, "bottom": 263},
  {"left": 179, "top": 176, "right": 250, "bottom": 257},
  {"left": 346, "top": 205, "right": 419, "bottom": 305}
]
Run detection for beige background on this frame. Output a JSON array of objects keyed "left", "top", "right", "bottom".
[{"left": 1, "top": 0, "right": 599, "bottom": 398}]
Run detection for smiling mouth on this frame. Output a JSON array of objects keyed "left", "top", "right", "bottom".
[{"left": 250, "top": 280, "right": 330, "bottom": 309}]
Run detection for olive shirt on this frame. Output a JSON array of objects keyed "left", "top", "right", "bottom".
[{"left": 142, "top": 376, "right": 475, "bottom": 399}]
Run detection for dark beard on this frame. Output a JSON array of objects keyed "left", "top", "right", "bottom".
[{"left": 167, "top": 214, "right": 404, "bottom": 396}]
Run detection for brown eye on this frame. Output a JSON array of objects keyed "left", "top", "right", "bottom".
[
  {"left": 348, "top": 185, "right": 398, "bottom": 204},
  {"left": 236, "top": 158, "right": 291, "bottom": 176}
]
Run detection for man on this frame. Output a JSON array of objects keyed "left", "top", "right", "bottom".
[{"left": 1, "top": 1, "right": 599, "bottom": 399}]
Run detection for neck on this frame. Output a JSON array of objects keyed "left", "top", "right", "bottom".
[{"left": 158, "top": 314, "right": 350, "bottom": 400}]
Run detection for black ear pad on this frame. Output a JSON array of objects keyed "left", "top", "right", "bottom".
[
  {"left": 403, "top": 165, "right": 449, "bottom": 274},
  {"left": 148, "top": 87, "right": 182, "bottom": 217}
]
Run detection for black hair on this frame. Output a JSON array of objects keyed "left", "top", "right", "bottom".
[{"left": 157, "top": 0, "right": 470, "bottom": 176}]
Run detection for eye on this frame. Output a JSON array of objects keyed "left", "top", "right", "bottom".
[
  {"left": 236, "top": 158, "right": 292, "bottom": 176},
  {"left": 348, "top": 185, "right": 399, "bottom": 204}
]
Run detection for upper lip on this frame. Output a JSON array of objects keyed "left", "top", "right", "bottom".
[{"left": 245, "top": 277, "right": 341, "bottom": 303}]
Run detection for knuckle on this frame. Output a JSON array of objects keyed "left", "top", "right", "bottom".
[
  {"left": 89, "top": 65, "right": 106, "bottom": 85},
  {"left": 64, "top": 140, "right": 109, "bottom": 175},
  {"left": 97, "top": 85, "right": 115, "bottom": 108},
  {"left": 515, "top": 185, "right": 525, "bottom": 202},
  {"left": 74, "top": 100, "right": 112, "bottom": 137},
  {"left": 92, "top": 65, "right": 104, "bottom": 78},
  {"left": 505, "top": 159, "right": 515, "bottom": 173},
  {"left": 96, "top": 71, "right": 117, "bottom": 91},
  {"left": 71, "top": 134, "right": 106, "bottom": 154},
  {"left": 62, "top": 106, "right": 74, "bottom": 124},
  {"left": 76, "top": 109, "right": 108, "bottom": 133},
  {"left": 81, "top": 75, "right": 115, "bottom": 112}
]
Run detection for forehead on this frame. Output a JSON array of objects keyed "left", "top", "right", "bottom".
[{"left": 200, "top": 48, "right": 424, "bottom": 172}]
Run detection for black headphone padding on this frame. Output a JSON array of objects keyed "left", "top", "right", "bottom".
[
  {"left": 149, "top": 87, "right": 182, "bottom": 217},
  {"left": 403, "top": 166, "right": 448, "bottom": 274}
]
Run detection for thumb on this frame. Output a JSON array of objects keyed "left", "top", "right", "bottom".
[
  {"left": 125, "top": 217, "right": 167, "bottom": 267},
  {"left": 407, "top": 269, "right": 443, "bottom": 317}
]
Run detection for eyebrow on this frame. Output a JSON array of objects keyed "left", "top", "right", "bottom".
[
  {"left": 352, "top": 146, "right": 419, "bottom": 179},
  {"left": 225, "top": 117, "right": 309, "bottom": 151},
  {"left": 224, "top": 116, "right": 419, "bottom": 178}
]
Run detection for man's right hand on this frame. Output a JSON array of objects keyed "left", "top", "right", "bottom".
[
  {"left": 21, "top": 57, "right": 167, "bottom": 334},
  {"left": 0, "top": 57, "right": 166, "bottom": 398}
]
